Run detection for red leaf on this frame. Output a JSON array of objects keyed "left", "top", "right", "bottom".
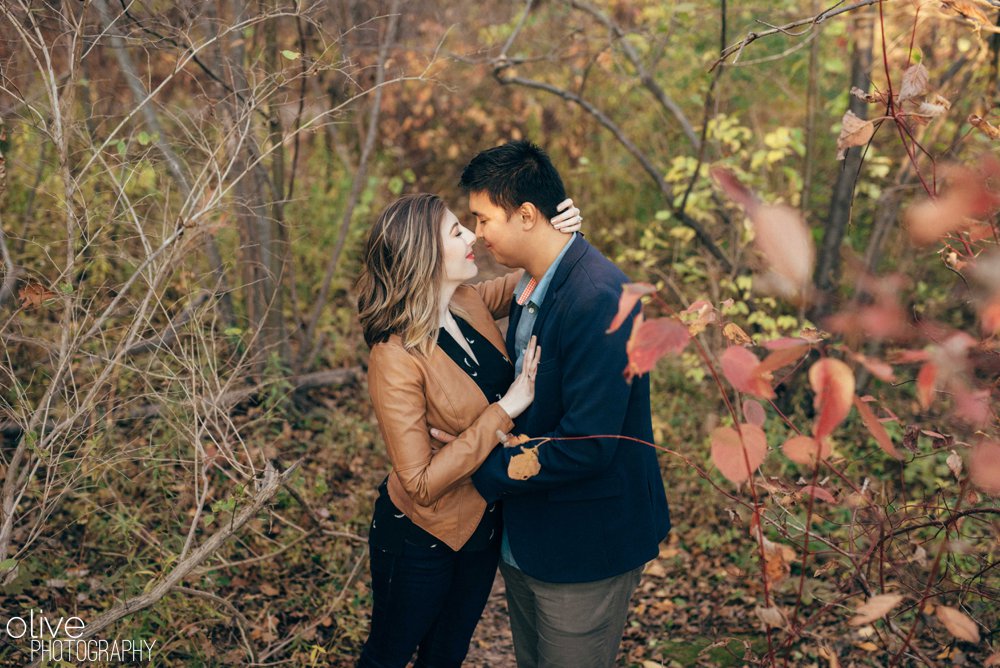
[
  {"left": 743, "top": 399, "right": 766, "bottom": 427},
  {"left": 624, "top": 313, "right": 691, "bottom": 381},
  {"left": 720, "top": 346, "right": 774, "bottom": 399},
  {"left": 752, "top": 205, "right": 815, "bottom": 299},
  {"left": 952, "top": 387, "right": 990, "bottom": 427},
  {"left": 764, "top": 336, "right": 819, "bottom": 350},
  {"left": 809, "top": 359, "right": 855, "bottom": 440},
  {"left": 608, "top": 283, "right": 656, "bottom": 333},
  {"left": 847, "top": 351, "right": 896, "bottom": 382},
  {"left": 853, "top": 396, "right": 903, "bottom": 460},
  {"left": 757, "top": 344, "right": 810, "bottom": 376},
  {"left": 980, "top": 297, "right": 1000, "bottom": 335},
  {"left": 711, "top": 169, "right": 815, "bottom": 299},
  {"left": 969, "top": 441, "right": 1000, "bottom": 496},
  {"left": 800, "top": 485, "right": 837, "bottom": 503},
  {"left": 710, "top": 424, "right": 768, "bottom": 484},
  {"left": 781, "top": 435, "right": 830, "bottom": 466},
  {"left": 710, "top": 166, "right": 758, "bottom": 210},
  {"left": 904, "top": 159, "right": 1000, "bottom": 246},
  {"left": 916, "top": 362, "right": 937, "bottom": 410}
]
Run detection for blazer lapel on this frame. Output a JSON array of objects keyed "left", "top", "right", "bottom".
[{"left": 531, "top": 237, "right": 590, "bottom": 337}]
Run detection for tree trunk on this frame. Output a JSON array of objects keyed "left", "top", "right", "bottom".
[{"left": 811, "top": 10, "right": 874, "bottom": 320}]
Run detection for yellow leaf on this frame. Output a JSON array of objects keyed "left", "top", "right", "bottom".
[{"left": 508, "top": 446, "right": 540, "bottom": 480}]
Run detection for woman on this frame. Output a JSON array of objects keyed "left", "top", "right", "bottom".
[{"left": 356, "top": 193, "right": 581, "bottom": 667}]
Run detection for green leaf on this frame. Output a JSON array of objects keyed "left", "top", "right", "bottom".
[
  {"left": 0, "top": 558, "right": 17, "bottom": 571},
  {"left": 388, "top": 176, "right": 404, "bottom": 195},
  {"left": 116, "top": 140, "right": 127, "bottom": 156},
  {"left": 137, "top": 131, "right": 151, "bottom": 146},
  {"left": 224, "top": 327, "right": 243, "bottom": 337},
  {"left": 281, "top": 50, "right": 301, "bottom": 61},
  {"left": 402, "top": 168, "right": 416, "bottom": 184},
  {"left": 59, "top": 282, "right": 74, "bottom": 294}
]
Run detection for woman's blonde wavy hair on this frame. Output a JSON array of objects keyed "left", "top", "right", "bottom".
[{"left": 357, "top": 193, "right": 446, "bottom": 355}]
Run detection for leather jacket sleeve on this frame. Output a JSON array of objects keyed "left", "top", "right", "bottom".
[
  {"left": 472, "top": 270, "right": 524, "bottom": 320},
  {"left": 368, "top": 342, "right": 514, "bottom": 506}
]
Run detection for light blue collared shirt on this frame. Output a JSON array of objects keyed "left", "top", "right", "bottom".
[{"left": 501, "top": 233, "right": 577, "bottom": 568}]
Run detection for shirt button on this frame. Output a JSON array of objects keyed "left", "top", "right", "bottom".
[{"left": 528, "top": 305, "right": 537, "bottom": 314}]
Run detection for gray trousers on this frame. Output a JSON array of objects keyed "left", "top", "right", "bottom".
[{"left": 499, "top": 561, "right": 643, "bottom": 668}]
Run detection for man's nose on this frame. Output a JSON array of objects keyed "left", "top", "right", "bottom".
[{"left": 475, "top": 220, "right": 484, "bottom": 238}]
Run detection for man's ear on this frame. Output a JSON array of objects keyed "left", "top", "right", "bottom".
[{"left": 517, "top": 202, "right": 541, "bottom": 231}]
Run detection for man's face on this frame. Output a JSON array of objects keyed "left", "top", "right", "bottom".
[{"left": 468, "top": 191, "right": 521, "bottom": 267}]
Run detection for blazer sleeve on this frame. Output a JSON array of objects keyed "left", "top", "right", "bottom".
[
  {"left": 367, "top": 343, "right": 515, "bottom": 507},
  {"left": 471, "top": 285, "right": 637, "bottom": 502},
  {"left": 472, "top": 270, "right": 524, "bottom": 319}
]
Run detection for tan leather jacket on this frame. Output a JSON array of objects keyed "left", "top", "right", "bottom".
[{"left": 366, "top": 271, "right": 523, "bottom": 550}]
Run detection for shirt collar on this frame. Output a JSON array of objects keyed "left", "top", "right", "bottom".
[{"left": 514, "top": 233, "right": 577, "bottom": 308}]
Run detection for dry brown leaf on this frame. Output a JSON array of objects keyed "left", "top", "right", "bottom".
[
  {"left": 723, "top": 322, "right": 752, "bottom": 346},
  {"left": 898, "top": 63, "right": 929, "bottom": 102},
  {"left": 755, "top": 605, "right": 785, "bottom": 629},
  {"left": 836, "top": 110, "right": 876, "bottom": 160},
  {"left": 969, "top": 114, "right": 1000, "bottom": 140},
  {"left": 18, "top": 283, "right": 57, "bottom": 309},
  {"left": 946, "top": 450, "right": 963, "bottom": 479},
  {"left": 849, "top": 594, "right": 904, "bottom": 626},
  {"left": 936, "top": 605, "right": 980, "bottom": 643},
  {"left": 508, "top": 446, "right": 541, "bottom": 480}
]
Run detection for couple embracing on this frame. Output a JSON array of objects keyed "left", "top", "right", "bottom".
[{"left": 355, "top": 141, "right": 671, "bottom": 668}]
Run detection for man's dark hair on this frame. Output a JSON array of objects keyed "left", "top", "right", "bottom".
[{"left": 459, "top": 140, "right": 567, "bottom": 220}]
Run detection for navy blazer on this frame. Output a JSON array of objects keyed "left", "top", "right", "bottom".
[{"left": 471, "top": 237, "right": 671, "bottom": 583}]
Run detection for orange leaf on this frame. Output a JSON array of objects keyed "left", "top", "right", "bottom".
[
  {"left": 853, "top": 396, "right": 903, "bottom": 460},
  {"left": 507, "top": 446, "right": 541, "bottom": 481},
  {"left": 849, "top": 594, "right": 904, "bottom": 626},
  {"left": 624, "top": 314, "right": 691, "bottom": 381},
  {"left": 916, "top": 362, "right": 937, "bottom": 410},
  {"left": 969, "top": 441, "right": 1000, "bottom": 496},
  {"left": 936, "top": 605, "right": 980, "bottom": 643},
  {"left": 809, "top": 359, "right": 855, "bottom": 440},
  {"left": 742, "top": 399, "right": 766, "bottom": 427},
  {"left": 721, "top": 347, "right": 774, "bottom": 399},
  {"left": 710, "top": 424, "right": 768, "bottom": 484},
  {"left": 782, "top": 435, "right": 830, "bottom": 466},
  {"left": 836, "top": 110, "right": 876, "bottom": 160},
  {"left": 607, "top": 282, "right": 656, "bottom": 333}
]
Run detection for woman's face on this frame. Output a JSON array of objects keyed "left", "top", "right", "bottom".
[{"left": 440, "top": 209, "right": 478, "bottom": 284}]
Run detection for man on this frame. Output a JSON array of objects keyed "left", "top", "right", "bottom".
[{"left": 459, "top": 141, "right": 670, "bottom": 667}]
